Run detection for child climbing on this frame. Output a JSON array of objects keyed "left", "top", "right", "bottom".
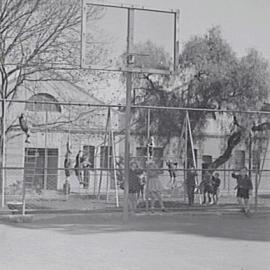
[{"left": 19, "top": 113, "right": 30, "bottom": 143}]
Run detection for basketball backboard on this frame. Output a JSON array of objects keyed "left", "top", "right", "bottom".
[{"left": 81, "top": 1, "right": 180, "bottom": 75}]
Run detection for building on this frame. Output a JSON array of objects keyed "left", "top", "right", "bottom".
[{"left": 5, "top": 78, "right": 123, "bottom": 195}]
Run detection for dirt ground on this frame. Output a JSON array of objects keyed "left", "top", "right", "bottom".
[{"left": 0, "top": 211, "right": 269, "bottom": 270}]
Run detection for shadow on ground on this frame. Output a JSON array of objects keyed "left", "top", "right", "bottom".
[{"left": 1, "top": 210, "right": 270, "bottom": 242}]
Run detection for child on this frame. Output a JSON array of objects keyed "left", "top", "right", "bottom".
[
  {"left": 74, "top": 150, "right": 83, "bottom": 185},
  {"left": 166, "top": 160, "right": 178, "bottom": 189},
  {"left": 137, "top": 171, "right": 146, "bottom": 200},
  {"left": 212, "top": 172, "right": 221, "bottom": 205},
  {"left": 186, "top": 166, "right": 197, "bottom": 205},
  {"left": 146, "top": 160, "right": 166, "bottom": 213},
  {"left": 128, "top": 161, "right": 143, "bottom": 213},
  {"left": 19, "top": 113, "right": 31, "bottom": 143},
  {"left": 63, "top": 146, "right": 72, "bottom": 195},
  {"left": 200, "top": 171, "right": 214, "bottom": 205},
  {"left": 147, "top": 136, "right": 155, "bottom": 159},
  {"left": 232, "top": 167, "right": 253, "bottom": 215}
]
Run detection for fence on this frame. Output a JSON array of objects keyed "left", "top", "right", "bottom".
[
  {"left": 1, "top": 97, "right": 270, "bottom": 214},
  {"left": 1, "top": 165, "right": 270, "bottom": 214}
]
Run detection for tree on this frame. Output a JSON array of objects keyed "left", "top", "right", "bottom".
[
  {"left": 131, "top": 27, "right": 270, "bottom": 169},
  {"left": 0, "top": 0, "right": 106, "bottom": 192}
]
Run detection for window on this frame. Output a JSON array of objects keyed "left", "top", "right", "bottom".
[
  {"left": 100, "top": 146, "right": 113, "bottom": 168},
  {"left": 26, "top": 93, "right": 61, "bottom": 112},
  {"left": 24, "top": 148, "right": 59, "bottom": 191},
  {"left": 83, "top": 145, "right": 95, "bottom": 169}
]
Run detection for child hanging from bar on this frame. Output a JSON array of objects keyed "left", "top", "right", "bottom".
[
  {"left": 147, "top": 136, "right": 155, "bottom": 159},
  {"left": 137, "top": 171, "right": 146, "bottom": 201},
  {"left": 232, "top": 167, "right": 253, "bottom": 216},
  {"left": 166, "top": 160, "right": 178, "bottom": 189},
  {"left": 74, "top": 150, "right": 84, "bottom": 186},
  {"left": 63, "top": 141, "right": 72, "bottom": 195},
  {"left": 19, "top": 113, "right": 31, "bottom": 143}
]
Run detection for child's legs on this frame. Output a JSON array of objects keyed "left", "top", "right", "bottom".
[
  {"left": 141, "top": 185, "right": 145, "bottom": 200},
  {"left": 244, "top": 198, "right": 250, "bottom": 211},
  {"left": 148, "top": 192, "right": 156, "bottom": 209},
  {"left": 132, "top": 193, "right": 137, "bottom": 211},
  {"left": 153, "top": 191, "right": 164, "bottom": 209},
  {"left": 237, "top": 197, "right": 244, "bottom": 209},
  {"left": 128, "top": 193, "right": 136, "bottom": 212}
]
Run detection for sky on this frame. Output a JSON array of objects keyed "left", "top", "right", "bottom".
[{"left": 106, "top": 0, "right": 270, "bottom": 61}]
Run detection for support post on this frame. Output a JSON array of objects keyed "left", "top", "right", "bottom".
[
  {"left": 44, "top": 109, "right": 48, "bottom": 190},
  {"left": 123, "top": 8, "right": 134, "bottom": 222},
  {"left": 255, "top": 170, "right": 258, "bottom": 212},
  {"left": 248, "top": 133, "right": 252, "bottom": 180},
  {"left": 106, "top": 128, "right": 111, "bottom": 203},
  {"left": 111, "top": 131, "right": 119, "bottom": 207},
  {"left": 22, "top": 176, "right": 26, "bottom": 216},
  {"left": 1, "top": 98, "right": 6, "bottom": 207},
  {"left": 184, "top": 111, "right": 188, "bottom": 203},
  {"left": 145, "top": 108, "right": 150, "bottom": 212},
  {"left": 98, "top": 108, "right": 110, "bottom": 199}
]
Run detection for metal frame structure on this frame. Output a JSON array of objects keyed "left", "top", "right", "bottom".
[
  {"left": 2, "top": 99, "right": 270, "bottom": 115},
  {"left": 81, "top": 0, "right": 180, "bottom": 75}
]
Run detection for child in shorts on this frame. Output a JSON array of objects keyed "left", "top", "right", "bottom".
[
  {"left": 212, "top": 173, "right": 221, "bottom": 205},
  {"left": 232, "top": 167, "right": 253, "bottom": 215}
]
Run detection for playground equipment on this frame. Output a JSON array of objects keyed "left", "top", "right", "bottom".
[{"left": 97, "top": 108, "right": 119, "bottom": 207}]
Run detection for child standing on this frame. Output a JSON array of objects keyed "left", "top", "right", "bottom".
[
  {"left": 166, "top": 160, "right": 178, "bottom": 189},
  {"left": 128, "top": 161, "right": 143, "bottom": 214},
  {"left": 146, "top": 160, "right": 166, "bottom": 213},
  {"left": 137, "top": 171, "right": 146, "bottom": 200},
  {"left": 186, "top": 166, "right": 197, "bottom": 205},
  {"left": 212, "top": 172, "right": 221, "bottom": 205},
  {"left": 232, "top": 167, "right": 253, "bottom": 215}
]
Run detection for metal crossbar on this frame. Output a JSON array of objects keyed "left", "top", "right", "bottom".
[{"left": 1, "top": 99, "right": 270, "bottom": 115}]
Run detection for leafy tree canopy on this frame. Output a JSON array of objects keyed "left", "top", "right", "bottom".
[
  {"left": 132, "top": 27, "right": 270, "bottom": 139},
  {"left": 130, "top": 26, "right": 270, "bottom": 169}
]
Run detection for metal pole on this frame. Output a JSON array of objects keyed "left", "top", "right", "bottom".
[
  {"left": 146, "top": 108, "right": 150, "bottom": 212},
  {"left": 106, "top": 129, "right": 110, "bottom": 203},
  {"left": 44, "top": 109, "right": 48, "bottom": 190},
  {"left": 248, "top": 133, "right": 252, "bottom": 179},
  {"left": 1, "top": 98, "right": 6, "bottom": 207},
  {"left": 22, "top": 174, "right": 26, "bottom": 216},
  {"left": 123, "top": 8, "right": 134, "bottom": 222},
  {"left": 184, "top": 111, "right": 188, "bottom": 203},
  {"left": 255, "top": 170, "right": 258, "bottom": 212},
  {"left": 98, "top": 108, "right": 110, "bottom": 199},
  {"left": 111, "top": 131, "right": 119, "bottom": 207}
]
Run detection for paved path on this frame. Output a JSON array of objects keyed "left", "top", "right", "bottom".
[{"left": 0, "top": 212, "right": 269, "bottom": 270}]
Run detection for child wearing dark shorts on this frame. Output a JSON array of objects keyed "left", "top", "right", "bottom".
[
  {"left": 212, "top": 173, "right": 221, "bottom": 205},
  {"left": 232, "top": 167, "right": 253, "bottom": 215},
  {"left": 129, "top": 161, "right": 143, "bottom": 213}
]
